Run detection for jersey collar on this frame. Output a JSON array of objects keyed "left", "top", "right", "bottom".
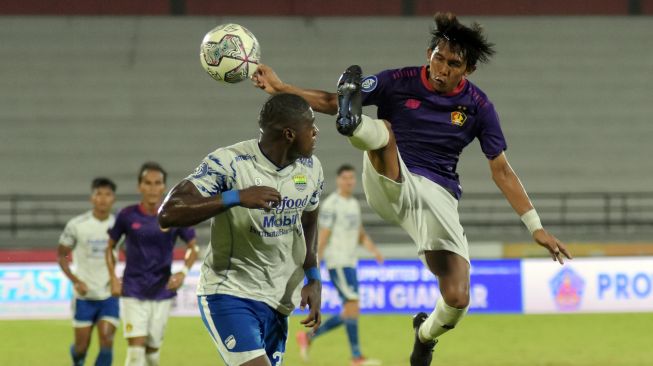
[{"left": 255, "top": 141, "right": 295, "bottom": 175}]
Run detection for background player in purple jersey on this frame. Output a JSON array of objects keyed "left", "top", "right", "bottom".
[
  {"left": 105, "top": 162, "right": 198, "bottom": 366},
  {"left": 252, "top": 12, "right": 572, "bottom": 366}
]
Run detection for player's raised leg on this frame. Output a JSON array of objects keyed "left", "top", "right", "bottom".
[
  {"left": 411, "top": 250, "right": 470, "bottom": 366},
  {"left": 336, "top": 65, "right": 401, "bottom": 182}
]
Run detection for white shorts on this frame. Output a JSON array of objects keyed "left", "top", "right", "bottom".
[
  {"left": 120, "top": 297, "right": 173, "bottom": 348},
  {"left": 362, "top": 151, "right": 469, "bottom": 262}
]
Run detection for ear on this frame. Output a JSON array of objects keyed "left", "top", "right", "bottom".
[
  {"left": 282, "top": 127, "right": 295, "bottom": 143},
  {"left": 426, "top": 48, "right": 433, "bottom": 62}
]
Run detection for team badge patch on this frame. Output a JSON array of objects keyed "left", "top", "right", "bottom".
[
  {"left": 451, "top": 111, "right": 467, "bottom": 126},
  {"left": 225, "top": 335, "right": 237, "bottom": 350},
  {"left": 293, "top": 174, "right": 307, "bottom": 191},
  {"left": 192, "top": 162, "right": 209, "bottom": 179},
  {"left": 361, "top": 75, "right": 377, "bottom": 93}
]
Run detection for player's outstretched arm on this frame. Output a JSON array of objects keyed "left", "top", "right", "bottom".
[
  {"left": 299, "top": 209, "right": 322, "bottom": 332},
  {"left": 251, "top": 64, "right": 338, "bottom": 115},
  {"left": 489, "top": 152, "right": 573, "bottom": 264},
  {"left": 158, "top": 180, "right": 281, "bottom": 228}
]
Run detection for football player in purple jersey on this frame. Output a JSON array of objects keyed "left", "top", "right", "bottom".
[
  {"left": 105, "top": 162, "right": 198, "bottom": 366},
  {"left": 252, "top": 12, "right": 572, "bottom": 365}
]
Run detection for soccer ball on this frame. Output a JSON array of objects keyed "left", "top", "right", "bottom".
[{"left": 199, "top": 23, "right": 261, "bottom": 84}]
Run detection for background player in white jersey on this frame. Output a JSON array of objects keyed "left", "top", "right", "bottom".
[
  {"left": 58, "top": 177, "right": 118, "bottom": 366},
  {"left": 158, "top": 93, "right": 324, "bottom": 366},
  {"left": 296, "top": 164, "right": 383, "bottom": 366},
  {"left": 252, "top": 12, "right": 572, "bottom": 366}
]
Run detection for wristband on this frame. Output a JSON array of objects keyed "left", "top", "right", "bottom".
[
  {"left": 304, "top": 267, "right": 321, "bottom": 282},
  {"left": 221, "top": 190, "right": 240, "bottom": 208},
  {"left": 520, "top": 209, "right": 543, "bottom": 235}
]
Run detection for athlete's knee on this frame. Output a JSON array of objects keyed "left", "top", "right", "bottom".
[{"left": 441, "top": 289, "right": 470, "bottom": 309}]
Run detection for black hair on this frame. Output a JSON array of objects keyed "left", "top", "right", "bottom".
[
  {"left": 138, "top": 161, "right": 167, "bottom": 183},
  {"left": 91, "top": 177, "right": 116, "bottom": 192},
  {"left": 258, "top": 93, "right": 313, "bottom": 131},
  {"left": 428, "top": 12, "right": 496, "bottom": 69},
  {"left": 336, "top": 164, "right": 355, "bottom": 176}
]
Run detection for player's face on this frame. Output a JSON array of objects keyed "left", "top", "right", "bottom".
[
  {"left": 90, "top": 187, "right": 115, "bottom": 214},
  {"left": 426, "top": 42, "right": 472, "bottom": 94},
  {"left": 336, "top": 170, "right": 356, "bottom": 195},
  {"left": 138, "top": 170, "right": 166, "bottom": 205}
]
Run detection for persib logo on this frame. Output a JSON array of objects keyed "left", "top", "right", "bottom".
[
  {"left": 550, "top": 267, "right": 585, "bottom": 311},
  {"left": 293, "top": 174, "right": 307, "bottom": 191}
]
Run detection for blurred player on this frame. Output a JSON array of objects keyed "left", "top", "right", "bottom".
[
  {"left": 296, "top": 164, "right": 383, "bottom": 366},
  {"left": 158, "top": 93, "right": 323, "bottom": 366},
  {"left": 252, "top": 12, "right": 572, "bottom": 365},
  {"left": 58, "top": 177, "right": 118, "bottom": 366},
  {"left": 105, "top": 162, "right": 198, "bottom": 366}
]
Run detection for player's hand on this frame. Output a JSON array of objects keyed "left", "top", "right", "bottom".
[
  {"left": 166, "top": 272, "right": 186, "bottom": 291},
  {"left": 533, "top": 229, "right": 572, "bottom": 265},
  {"left": 110, "top": 276, "right": 122, "bottom": 297},
  {"left": 238, "top": 186, "right": 281, "bottom": 211},
  {"left": 73, "top": 280, "right": 89, "bottom": 296},
  {"left": 299, "top": 280, "right": 322, "bottom": 333},
  {"left": 251, "top": 64, "right": 286, "bottom": 94}
]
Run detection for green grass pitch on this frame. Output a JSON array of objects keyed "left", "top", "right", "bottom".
[{"left": 1, "top": 313, "right": 651, "bottom": 365}]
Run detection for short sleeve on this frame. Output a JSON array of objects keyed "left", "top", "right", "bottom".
[
  {"left": 477, "top": 102, "right": 508, "bottom": 160},
  {"left": 361, "top": 70, "right": 393, "bottom": 107},
  {"left": 305, "top": 158, "right": 324, "bottom": 212},
  {"left": 318, "top": 198, "right": 336, "bottom": 229},
  {"left": 107, "top": 209, "right": 128, "bottom": 242},
  {"left": 59, "top": 220, "right": 77, "bottom": 247},
  {"left": 185, "top": 151, "right": 236, "bottom": 197},
  {"left": 177, "top": 227, "right": 196, "bottom": 243}
]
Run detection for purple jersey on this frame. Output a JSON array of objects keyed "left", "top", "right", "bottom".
[
  {"left": 108, "top": 204, "right": 196, "bottom": 300},
  {"left": 361, "top": 66, "right": 507, "bottom": 198}
]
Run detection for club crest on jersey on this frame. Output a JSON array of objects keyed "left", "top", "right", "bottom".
[
  {"left": 361, "top": 76, "right": 377, "bottom": 92},
  {"left": 451, "top": 111, "right": 467, "bottom": 126},
  {"left": 293, "top": 174, "right": 307, "bottom": 191},
  {"left": 192, "top": 162, "right": 209, "bottom": 179}
]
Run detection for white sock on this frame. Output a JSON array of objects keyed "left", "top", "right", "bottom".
[
  {"left": 418, "top": 296, "right": 469, "bottom": 342},
  {"left": 145, "top": 350, "right": 160, "bottom": 366},
  {"left": 348, "top": 115, "right": 390, "bottom": 151},
  {"left": 125, "top": 346, "right": 146, "bottom": 366}
]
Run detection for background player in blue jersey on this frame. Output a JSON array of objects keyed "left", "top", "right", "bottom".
[
  {"left": 105, "top": 162, "right": 198, "bottom": 366},
  {"left": 296, "top": 164, "right": 383, "bottom": 366},
  {"left": 253, "top": 12, "right": 572, "bottom": 366},
  {"left": 58, "top": 177, "right": 118, "bottom": 366},
  {"left": 158, "top": 93, "right": 323, "bottom": 366}
]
